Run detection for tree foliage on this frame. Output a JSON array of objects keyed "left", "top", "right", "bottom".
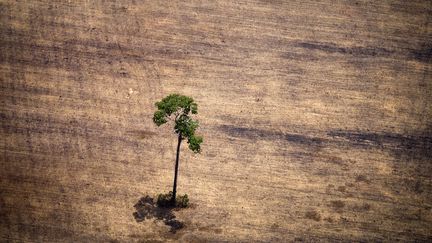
[{"left": 153, "top": 94, "right": 203, "bottom": 153}]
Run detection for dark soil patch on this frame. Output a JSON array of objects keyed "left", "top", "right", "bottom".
[
  {"left": 296, "top": 41, "right": 393, "bottom": 57},
  {"left": 337, "top": 186, "right": 346, "bottom": 192},
  {"left": 355, "top": 174, "right": 369, "bottom": 183},
  {"left": 352, "top": 203, "right": 371, "bottom": 212},
  {"left": 305, "top": 210, "right": 321, "bottom": 221},
  {"left": 330, "top": 200, "right": 345, "bottom": 212},
  {"left": 327, "top": 130, "right": 432, "bottom": 161},
  {"left": 410, "top": 43, "right": 432, "bottom": 63},
  {"left": 219, "top": 124, "right": 323, "bottom": 146}
]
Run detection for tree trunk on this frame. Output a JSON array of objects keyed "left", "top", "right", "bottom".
[{"left": 171, "top": 133, "right": 182, "bottom": 205}]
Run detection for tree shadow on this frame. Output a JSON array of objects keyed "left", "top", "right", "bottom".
[{"left": 133, "top": 195, "right": 184, "bottom": 233}]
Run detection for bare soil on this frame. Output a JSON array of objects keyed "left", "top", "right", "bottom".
[{"left": 1, "top": 0, "right": 431, "bottom": 242}]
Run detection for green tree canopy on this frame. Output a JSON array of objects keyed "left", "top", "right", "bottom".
[{"left": 153, "top": 94, "right": 203, "bottom": 153}]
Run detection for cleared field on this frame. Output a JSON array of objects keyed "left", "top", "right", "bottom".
[{"left": 1, "top": 0, "right": 431, "bottom": 242}]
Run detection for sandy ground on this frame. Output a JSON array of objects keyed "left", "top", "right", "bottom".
[{"left": 1, "top": 0, "right": 431, "bottom": 242}]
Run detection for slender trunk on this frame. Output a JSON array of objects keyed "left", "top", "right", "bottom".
[{"left": 172, "top": 133, "right": 182, "bottom": 205}]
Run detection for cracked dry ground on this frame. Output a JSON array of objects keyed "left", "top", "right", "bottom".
[{"left": 1, "top": 0, "right": 431, "bottom": 242}]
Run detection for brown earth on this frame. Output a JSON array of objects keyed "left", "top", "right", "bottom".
[{"left": 1, "top": 0, "right": 431, "bottom": 242}]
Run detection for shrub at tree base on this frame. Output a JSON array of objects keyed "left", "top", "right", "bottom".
[{"left": 157, "top": 191, "right": 189, "bottom": 208}]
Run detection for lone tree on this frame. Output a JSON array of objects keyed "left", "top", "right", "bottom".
[{"left": 153, "top": 94, "right": 203, "bottom": 206}]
